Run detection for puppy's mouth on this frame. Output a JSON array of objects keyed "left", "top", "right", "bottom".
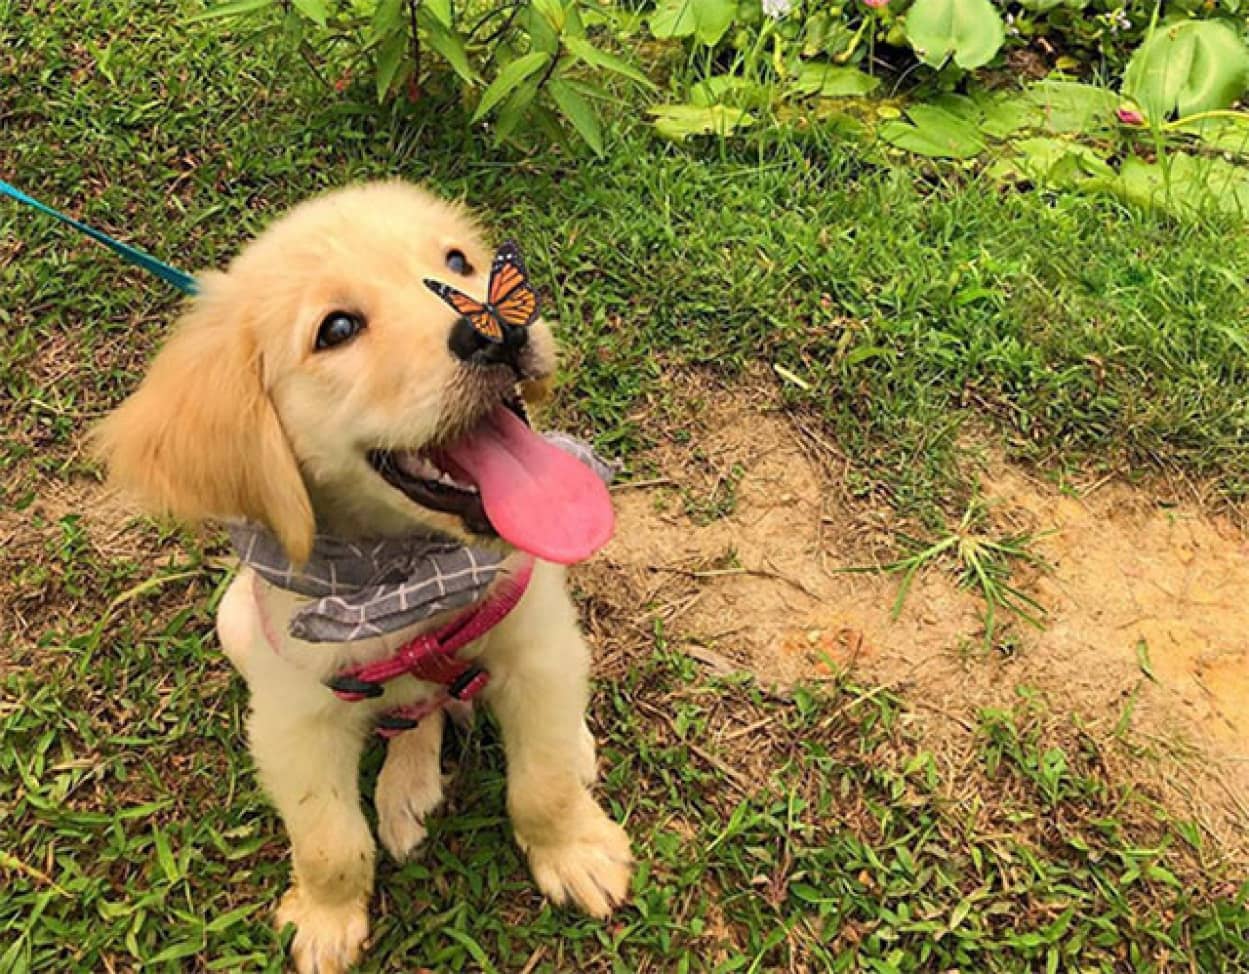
[
  {"left": 367, "top": 393, "right": 614, "bottom": 564},
  {"left": 368, "top": 396, "right": 528, "bottom": 539}
]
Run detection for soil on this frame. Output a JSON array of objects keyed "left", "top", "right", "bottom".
[{"left": 580, "top": 373, "right": 1249, "bottom": 858}]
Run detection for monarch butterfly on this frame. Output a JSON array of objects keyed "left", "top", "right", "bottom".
[{"left": 424, "top": 241, "right": 540, "bottom": 343}]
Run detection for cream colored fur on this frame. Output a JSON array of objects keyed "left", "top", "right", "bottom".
[{"left": 95, "top": 182, "right": 632, "bottom": 974}]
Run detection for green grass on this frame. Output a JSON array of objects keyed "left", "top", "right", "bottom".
[
  {"left": 5, "top": 597, "right": 1248, "bottom": 972},
  {"left": 5, "top": 4, "right": 1249, "bottom": 518},
  {"left": 3, "top": 1, "right": 1249, "bottom": 970}
]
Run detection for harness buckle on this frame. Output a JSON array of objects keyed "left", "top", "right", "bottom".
[
  {"left": 447, "top": 665, "right": 489, "bottom": 701},
  {"left": 326, "top": 674, "right": 385, "bottom": 701}
]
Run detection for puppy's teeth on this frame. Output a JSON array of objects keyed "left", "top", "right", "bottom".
[{"left": 395, "top": 452, "right": 439, "bottom": 480}]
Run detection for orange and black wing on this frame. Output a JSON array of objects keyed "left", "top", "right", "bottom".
[
  {"left": 424, "top": 278, "right": 504, "bottom": 342},
  {"left": 486, "top": 241, "right": 540, "bottom": 329}
]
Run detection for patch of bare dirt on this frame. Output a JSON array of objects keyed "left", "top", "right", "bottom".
[
  {"left": 0, "top": 475, "right": 184, "bottom": 669},
  {"left": 583, "top": 373, "right": 1249, "bottom": 858}
]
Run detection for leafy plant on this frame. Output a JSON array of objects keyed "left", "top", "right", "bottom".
[
  {"left": 1123, "top": 18, "right": 1249, "bottom": 121},
  {"left": 192, "top": 0, "right": 1249, "bottom": 215},
  {"left": 904, "top": 0, "right": 1007, "bottom": 70},
  {"left": 839, "top": 504, "right": 1049, "bottom": 648},
  {"left": 189, "top": 0, "right": 652, "bottom": 153},
  {"left": 880, "top": 101, "right": 987, "bottom": 157}
]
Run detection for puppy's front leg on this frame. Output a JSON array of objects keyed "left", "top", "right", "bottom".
[
  {"left": 248, "top": 689, "right": 374, "bottom": 974},
  {"left": 485, "top": 566, "right": 633, "bottom": 917},
  {"left": 376, "top": 709, "right": 446, "bottom": 861}
]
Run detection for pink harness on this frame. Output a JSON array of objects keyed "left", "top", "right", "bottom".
[{"left": 254, "top": 556, "right": 535, "bottom": 738}]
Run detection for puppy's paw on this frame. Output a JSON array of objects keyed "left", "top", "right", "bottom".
[
  {"left": 376, "top": 774, "right": 443, "bottom": 861},
  {"left": 375, "top": 736, "right": 444, "bottom": 862},
  {"left": 518, "top": 804, "right": 633, "bottom": 918},
  {"left": 275, "top": 886, "right": 369, "bottom": 974}
]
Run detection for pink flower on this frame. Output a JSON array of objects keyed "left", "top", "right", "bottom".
[
  {"left": 863, "top": 0, "right": 889, "bottom": 7},
  {"left": 1116, "top": 106, "right": 1145, "bottom": 126}
]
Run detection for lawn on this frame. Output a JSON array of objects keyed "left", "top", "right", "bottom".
[{"left": 2, "top": 0, "right": 1249, "bottom": 971}]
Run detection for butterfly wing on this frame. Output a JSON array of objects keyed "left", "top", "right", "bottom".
[
  {"left": 486, "top": 241, "right": 541, "bottom": 329},
  {"left": 424, "top": 278, "right": 504, "bottom": 342}
]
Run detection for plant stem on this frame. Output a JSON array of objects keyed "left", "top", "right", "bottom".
[
  {"left": 537, "top": 45, "right": 560, "bottom": 90},
  {"left": 1162, "top": 109, "right": 1249, "bottom": 131},
  {"left": 407, "top": 0, "right": 422, "bottom": 88},
  {"left": 835, "top": 15, "right": 871, "bottom": 64},
  {"left": 468, "top": 2, "right": 523, "bottom": 40}
]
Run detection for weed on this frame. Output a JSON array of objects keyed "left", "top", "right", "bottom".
[{"left": 840, "top": 500, "right": 1048, "bottom": 645}]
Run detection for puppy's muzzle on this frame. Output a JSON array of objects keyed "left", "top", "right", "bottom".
[{"left": 448, "top": 315, "right": 528, "bottom": 373}]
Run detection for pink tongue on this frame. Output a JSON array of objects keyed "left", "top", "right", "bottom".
[{"left": 442, "top": 406, "right": 615, "bottom": 564}]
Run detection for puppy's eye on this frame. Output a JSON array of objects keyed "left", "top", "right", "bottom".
[
  {"left": 315, "top": 311, "right": 365, "bottom": 351},
  {"left": 445, "top": 249, "right": 473, "bottom": 276}
]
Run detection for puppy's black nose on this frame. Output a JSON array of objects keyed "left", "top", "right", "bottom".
[{"left": 448, "top": 315, "right": 528, "bottom": 370}]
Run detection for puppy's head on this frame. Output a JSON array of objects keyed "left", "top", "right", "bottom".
[{"left": 94, "top": 182, "right": 558, "bottom": 563}]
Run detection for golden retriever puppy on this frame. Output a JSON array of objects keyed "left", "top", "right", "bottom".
[{"left": 94, "top": 182, "right": 632, "bottom": 974}]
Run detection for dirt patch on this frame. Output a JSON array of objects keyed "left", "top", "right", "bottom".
[
  {"left": 585, "top": 374, "right": 1249, "bottom": 857},
  {"left": 0, "top": 475, "right": 184, "bottom": 668}
]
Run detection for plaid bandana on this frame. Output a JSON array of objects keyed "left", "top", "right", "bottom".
[{"left": 229, "top": 432, "right": 618, "bottom": 644}]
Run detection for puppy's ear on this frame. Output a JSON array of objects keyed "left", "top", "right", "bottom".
[{"left": 93, "top": 276, "right": 315, "bottom": 564}]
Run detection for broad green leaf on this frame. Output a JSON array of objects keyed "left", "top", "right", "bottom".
[
  {"left": 187, "top": 0, "right": 276, "bottom": 22},
  {"left": 691, "top": 74, "right": 770, "bottom": 107},
  {"left": 986, "top": 137, "right": 1114, "bottom": 186},
  {"left": 648, "top": 103, "right": 754, "bottom": 140},
  {"left": 425, "top": 0, "right": 452, "bottom": 27},
  {"left": 375, "top": 29, "right": 406, "bottom": 102},
  {"left": 526, "top": 4, "right": 561, "bottom": 53},
  {"left": 371, "top": 0, "right": 404, "bottom": 37},
  {"left": 650, "top": 0, "right": 735, "bottom": 46},
  {"left": 1124, "top": 19, "right": 1249, "bottom": 120},
  {"left": 421, "top": 18, "right": 479, "bottom": 85},
  {"left": 972, "top": 89, "right": 1044, "bottom": 138},
  {"left": 291, "top": 0, "right": 329, "bottom": 26},
  {"left": 473, "top": 52, "right": 552, "bottom": 122},
  {"left": 927, "top": 91, "right": 983, "bottom": 126},
  {"left": 564, "top": 35, "right": 654, "bottom": 87},
  {"left": 548, "top": 78, "right": 603, "bottom": 154},
  {"left": 790, "top": 61, "right": 880, "bottom": 97},
  {"left": 1175, "top": 116, "right": 1249, "bottom": 157},
  {"left": 1023, "top": 80, "right": 1118, "bottom": 133},
  {"left": 1094, "top": 153, "right": 1249, "bottom": 218},
  {"left": 879, "top": 104, "right": 985, "bottom": 158},
  {"left": 494, "top": 78, "right": 542, "bottom": 140},
  {"left": 560, "top": 0, "right": 586, "bottom": 37},
  {"left": 532, "top": 0, "right": 566, "bottom": 32},
  {"left": 903, "top": 0, "right": 1005, "bottom": 70}
]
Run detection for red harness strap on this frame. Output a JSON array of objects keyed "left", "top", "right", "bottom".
[{"left": 326, "top": 556, "right": 535, "bottom": 738}]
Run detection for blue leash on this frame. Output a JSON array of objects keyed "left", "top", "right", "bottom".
[{"left": 0, "top": 179, "right": 199, "bottom": 295}]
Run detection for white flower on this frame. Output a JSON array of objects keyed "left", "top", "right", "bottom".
[{"left": 762, "top": 0, "right": 792, "bottom": 19}]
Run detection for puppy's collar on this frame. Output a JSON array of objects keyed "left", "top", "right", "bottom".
[
  {"left": 246, "top": 547, "right": 534, "bottom": 739},
  {"left": 229, "top": 523, "right": 507, "bottom": 644},
  {"left": 327, "top": 555, "right": 536, "bottom": 738},
  {"left": 228, "top": 429, "right": 620, "bottom": 644}
]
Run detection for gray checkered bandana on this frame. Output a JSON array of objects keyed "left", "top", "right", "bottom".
[{"left": 229, "top": 432, "right": 618, "bottom": 644}]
